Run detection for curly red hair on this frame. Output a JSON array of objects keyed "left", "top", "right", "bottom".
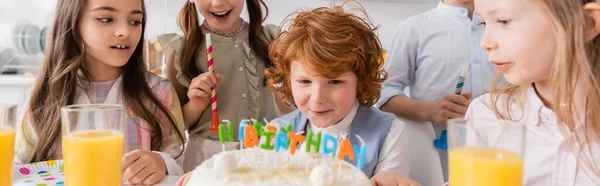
[{"left": 265, "top": 2, "right": 387, "bottom": 106}]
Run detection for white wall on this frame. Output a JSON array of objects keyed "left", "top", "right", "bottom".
[{"left": 0, "top": 0, "right": 437, "bottom": 50}]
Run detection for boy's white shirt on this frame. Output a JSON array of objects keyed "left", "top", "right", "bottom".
[
  {"left": 273, "top": 101, "right": 411, "bottom": 176},
  {"left": 466, "top": 84, "right": 600, "bottom": 186}
]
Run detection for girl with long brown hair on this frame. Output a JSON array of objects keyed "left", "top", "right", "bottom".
[
  {"left": 15, "top": 0, "right": 186, "bottom": 185},
  {"left": 157, "top": 0, "right": 294, "bottom": 171},
  {"left": 468, "top": 0, "right": 600, "bottom": 184}
]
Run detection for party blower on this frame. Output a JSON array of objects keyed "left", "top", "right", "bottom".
[
  {"left": 206, "top": 33, "right": 220, "bottom": 132},
  {"left": 434, "top": 64, "right": 469, "bottom": 150}
]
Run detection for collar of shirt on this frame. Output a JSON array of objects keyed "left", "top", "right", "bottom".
[
  {"left": 436, "top": 1, "right": 483, "bottom": 26},
  {"left": 307, "top": 100, "right": 359, "bottom": 139},
  {"left": 525, "top": 84, "right": 557, "bottom": 127},
  {"left": 525, "top": 84, "right": 588, "bottom": 139},
  {"left": 437, "top": 1, "right": 469, "bottom": 19}
]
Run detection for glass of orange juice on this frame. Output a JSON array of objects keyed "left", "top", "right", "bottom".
[
  {"left": 61, "top": 104, "right": 124, "bottom": 186},
  {"left": 0, "top": 105, "right": 16, "bottom": 186},
  {"left": 447, "top": 118, "right": 526, "bottom": 186}
]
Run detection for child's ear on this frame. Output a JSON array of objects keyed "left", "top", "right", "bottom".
[{"left": 584, "top": 2, "right": 600, "bottom": 41}]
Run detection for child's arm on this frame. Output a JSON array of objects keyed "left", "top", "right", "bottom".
[
  {"left": 376, "top": 21, "right": 426, "bottom": 121},
  {"left": 382, "top": 94, "right": 471, "bottom": 126},
  {"left": 376, "top": 21, "right": 471, "bottom": 126},
  {"left": 14, "top": 115, "right": 36, "bottom": 164},
  {"left": 122, "top": 79, "right": 186, "bottom": 185},
  {"left": 14, "top": 96, "right": 36, "bottom": 164},
  {"left": 165, "top": 50, "right": 205, "bottom": 129},
  {"left": 373, "top": 118, "right": 410, "bottom": 175},
  {"left": 165, "top": 49, "right": 222, "bottom": 129},
  {"left": 151, "top": 80, "right": 186, "bottom": 176}
]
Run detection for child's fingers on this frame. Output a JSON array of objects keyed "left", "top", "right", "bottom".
[
  {"left": 370, "top": 177, "right": 378, "bottom": 186},
  {"left": 441, "top": 100, "right": 468, "bottom": 115},
  {"left": 122, "top": 150, "right": 143, "bottom": 170},
  {"left": 206, "top": 72, "right": 218, "bottom": 87},
  {"left": 188, "top": 85, "right": 211, "bottom": 99},
  {"left": 178, "top": 172, "right": 192, "bottom": 186},
  {"left": 197, "top": 79, "right": 214, "bottom": 92},
  {"left": 190, "top": 72, "right": 216, "bottom": 88},
  {"left": 202, "top": 72, "right": 218, "bottom": 87},
  {"left": 121, "top": 159, "right": 146, "bottom": 183},
  {"left": 462, "top": 93, "right": 473, "bottom": 100},
  {"left": 444, "top": 94, "right": 470, "bottom": 107},
  {"left": 216, "top": 74, "right": 222, "bottom": 81},
  {"left": 176, "top": 176, "right": 185, "bottom": 186},
  {"left": 441, "top": 109, "right": 463, "bottom": 119},
  {"left": 188, "top": 89, "right": 205, "bottom": 99},
  {"left": 176, "top": 173, "right": 189, "bottom": 186},
  {"left": 191, "top": 76, "right": 215, "bottom": 92},
  {"left": 183, "top": 173, "right": 192, "bottom": 185},
  {"left": 127, "top": 166, "right": 153, "bottom": 185},
  {"left": 142, "top": 172, "right": 165, "bottom": 186},
  {"left": 215, "top": 74, "right": 223, "bottom": 87}
]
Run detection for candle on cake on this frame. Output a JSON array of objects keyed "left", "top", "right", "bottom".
[{"left": 218, "top": 120, "right": 234, "bottom": 152}]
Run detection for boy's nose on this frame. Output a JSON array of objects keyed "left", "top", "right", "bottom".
[{"left": 310, "top": 86, "right": 328, "bottom": 104}]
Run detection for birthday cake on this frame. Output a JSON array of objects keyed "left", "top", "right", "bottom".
[{"left": 185, "top": 148, "right": 371, "bottom": 186}]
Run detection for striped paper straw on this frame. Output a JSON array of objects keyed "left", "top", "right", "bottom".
[{"left": 206, "top": 33, "right": 219, "bottom": 132}]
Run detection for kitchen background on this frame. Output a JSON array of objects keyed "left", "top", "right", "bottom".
[{"left": 0, "top": 0, "right": 438, "bottom": 105}]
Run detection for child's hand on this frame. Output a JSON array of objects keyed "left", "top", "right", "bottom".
[
  {"left": 370, "top": 170, "right": 421, "bottom": 186},
  {"left": 187, "top": 72, "right": 222, "bottom": 112},
  {"left": 430, "top": 93, "right": 472, "bottom": 126},
  {"left": 122, "top": 150, "right": 167, "bottom": 185},
  {"left": 176, "top": 172, "right": 193, "bottom": 186}
]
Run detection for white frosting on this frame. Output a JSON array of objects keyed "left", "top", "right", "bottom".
[
  {"left": 186, "top": 148, "right": 371, "bottom": 186},
  {"left": 310, "top": 164, "right": 334, "bottom": 186},
  {"left": 213, "top": 153, "right": 237, "bottom": 173}
]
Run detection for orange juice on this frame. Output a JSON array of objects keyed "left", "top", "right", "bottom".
[
  {"left": 449, "top": 147, "right": 523, "bottom": 186},
  {"left": 0, "top": 128, "right": 15, "bottom": 186},
  {"left": 63, "top": 130, "right": 124, "bottom": 186}
]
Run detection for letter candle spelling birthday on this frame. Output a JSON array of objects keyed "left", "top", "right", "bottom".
[
  {"left": 217, "top": 120, "right": 368, "bottom": 169},
  {"left": 206, "top": 33, "right": 219, "bottom": 132},
  {"left": 238, "top": 120, "right": 250, "bottom": 149},
  {"left": 218, "top": 120, "right": 234, "bottom": 152}
]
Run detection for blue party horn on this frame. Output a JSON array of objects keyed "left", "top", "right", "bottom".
[{"left": 434, "top": 64, "right": 469, "bottom": 150}]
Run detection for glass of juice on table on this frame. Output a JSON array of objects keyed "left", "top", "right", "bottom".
[
  {"left": 0, "top": 105, "right": 16, "bottom": 186},
  {"left": 61, "top": 104, "right": 124, "bottom": 186},
  {"left": 447, "top": 118, "right": 525, "bottom": 186}
]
